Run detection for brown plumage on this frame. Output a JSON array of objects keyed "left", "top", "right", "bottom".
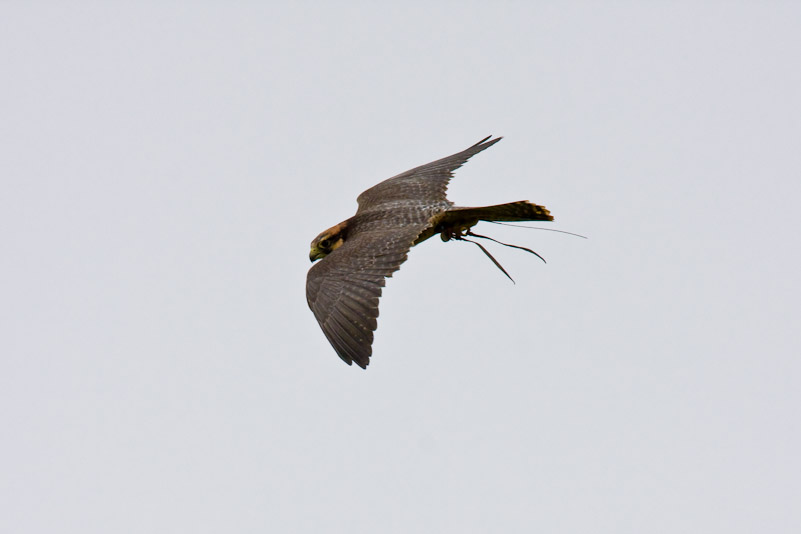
[{"left": 306, "top": 136, "right": 553, "bottom": 368}]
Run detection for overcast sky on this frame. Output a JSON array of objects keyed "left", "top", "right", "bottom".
[{"left": 2, "top": 2, "right": 800, "bottom": 533}]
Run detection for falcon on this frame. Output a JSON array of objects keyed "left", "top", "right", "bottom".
[{"left": 306, "top": 136, "right": 553, "bottom": 368}]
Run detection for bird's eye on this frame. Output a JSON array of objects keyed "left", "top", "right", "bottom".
[{"left": 320, "top": 239, "right": 331, "bottom": 248}]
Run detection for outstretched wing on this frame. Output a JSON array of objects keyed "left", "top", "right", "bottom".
[
  {"left": 306, "top": 226, "right": 422, "bottom": 368},
  {"left": 356, "top": 135, "right": 502, "bottom": 212}
]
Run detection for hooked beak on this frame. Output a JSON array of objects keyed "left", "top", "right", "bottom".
[{"left": 309, "top": 249, "right": 325, "bottom": 262}]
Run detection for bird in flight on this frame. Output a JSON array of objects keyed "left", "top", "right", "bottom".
[{"left": 306, "top": 136, "right": 553, "bottom": 368}]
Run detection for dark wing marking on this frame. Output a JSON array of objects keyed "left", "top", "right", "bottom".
[
  {"left": 306, "top": 226, "right": 423, "bottom": 368},
  {"left": 356, "top": 136, "right": 502, "bottom": 212}
]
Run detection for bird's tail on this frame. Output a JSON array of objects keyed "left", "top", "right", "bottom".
[{"left": 447, "top": 201, "right": 553, "bottom": 223}]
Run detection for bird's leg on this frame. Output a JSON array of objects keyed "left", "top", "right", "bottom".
[{"left": 440, "top": 224, "right": 473, "bottom": 242}]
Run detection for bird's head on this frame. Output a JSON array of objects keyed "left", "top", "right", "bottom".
[{"left": 309, "top": 221, "right": 348, "bottom": 262}]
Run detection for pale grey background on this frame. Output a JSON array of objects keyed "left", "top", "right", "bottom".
[{"left": 2, "top": 2, "right": 800, "bottom": 533}]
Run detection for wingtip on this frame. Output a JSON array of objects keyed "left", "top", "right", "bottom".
[
  {"left": 466, "top": 135, "right": 503, "bottom": 151},
  {"left": 470, "top": 135, "right": 502, "bottom": 148}
]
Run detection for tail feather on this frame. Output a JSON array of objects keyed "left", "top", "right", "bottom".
[
  {"left": 448, "top": 201, "right": 553, "bottom": 223},
  {"left": 413, "top": 200, "right": 553, "bottom": 246}
]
